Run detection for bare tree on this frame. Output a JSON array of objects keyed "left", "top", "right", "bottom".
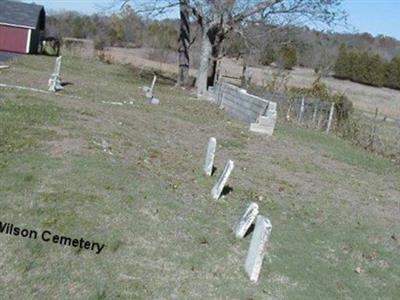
[
  {"left": 177, "top": 0, "right": 191, "bottom": 86},
  {"left": 121, "top": 0, "right": 346, "bottom": 97}
]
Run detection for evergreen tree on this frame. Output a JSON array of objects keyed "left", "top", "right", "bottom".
[
  {"left": 334, "top": 44, "right": 348, "bottom": 78},
  {"left": 385, "top": 56, "right": 400, "bottom": 89}
]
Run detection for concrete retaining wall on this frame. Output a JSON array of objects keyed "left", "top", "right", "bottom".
[{"left": 212, "top": 82, "right": 277, "bottom": 135}]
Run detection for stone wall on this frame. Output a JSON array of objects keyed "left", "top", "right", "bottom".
[{"left": 211, "top": 82, "right": 277, "bottom": 135}]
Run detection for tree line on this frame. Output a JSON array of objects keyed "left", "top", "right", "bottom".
[{"left": 334, "top": 45, "right": 400, "bottom": 90}]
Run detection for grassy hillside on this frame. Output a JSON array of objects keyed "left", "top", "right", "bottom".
[{"left": 0, "top": 54, "right": 399, "bottom": 299}]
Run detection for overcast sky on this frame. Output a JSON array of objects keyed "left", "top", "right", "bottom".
[{"left": 22, "top": 0, "right": 400, "bottom": 40}]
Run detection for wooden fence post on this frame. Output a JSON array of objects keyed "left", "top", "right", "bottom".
[
  {"left": 326, "top": 102, "right": 335, "bottom": 133},
  {"left": 298, "top": 97, "right": 305, "bottom": 124}
]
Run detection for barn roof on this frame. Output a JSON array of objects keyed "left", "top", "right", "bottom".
[{"left": 0, "top": 0, "right": 45, "bottom": 29}]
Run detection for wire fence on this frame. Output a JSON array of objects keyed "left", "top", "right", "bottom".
[{"left": 249, "top": 86, "right": 400, "bottom": 163}]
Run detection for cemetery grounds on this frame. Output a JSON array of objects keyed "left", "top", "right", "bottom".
[{"left": 0, "top": 54, "right": 399, "bottom": 299}]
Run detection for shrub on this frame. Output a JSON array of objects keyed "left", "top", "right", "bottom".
[
  {"left": 94, "top": 36, "right": 107, "bottom": 51},
  {"left": 260, "top": 45, "right": 276, "bottom": 66},
  {"left": 278, "top": 46, "right": 297, "bottom": 70},
  {"left": 385, "top": 56, "right": 400, "bottom": 89}
]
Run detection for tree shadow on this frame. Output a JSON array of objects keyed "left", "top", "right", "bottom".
[{"left": 61, "top": 82, "right": 73, "bottom": 87}]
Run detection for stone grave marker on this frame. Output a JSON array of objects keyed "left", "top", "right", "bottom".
[
  {"left": 203, "top": 137, "right": 216, "bottom": 176},
  {"left": 48, "top": 56, "right": 63, "bottom": 92},
  {"left": 234, "top": 202, "right": 259, "bottom": 239},
  {"left": 245, "top": 215, "right": 272, "bottom": 282},
  {"left": 211, "top": 160, "right": 234, "bottom": 200}
]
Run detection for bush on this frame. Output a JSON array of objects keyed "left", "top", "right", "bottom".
[
  {"left": 278, "top": 46, "right": 297, "bottom": 70},
  {"left": 386, "top": 56, "right": 400, "bottom": 89},
  {"left": 334, "top": 45, "right": 393, "bottom": 89},
  {"left": 94, "top": 36, "right": 107, "bottom": 50},
  {"left": 260, "top": 45, "right": 276, "bottom": 66}
]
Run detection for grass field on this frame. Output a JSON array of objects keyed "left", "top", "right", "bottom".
[{"left": 0, "top": 54, "right": 399, "bottom": 299}]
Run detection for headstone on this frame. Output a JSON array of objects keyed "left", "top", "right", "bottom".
[
  {"left": 203, "top": 137, "right": 217, "bottom": 176},
  {"left": 234, "top": 202, "right": 259, "bottom": 239},
  {"left": 245, "top": 215, "right": 272, "bottom": 282},
  {"left": 48, "top": 56, "right": 63, "bottom": 92},
  {"left": 211, "top": 160, "right": 234, "bottom": 200}
]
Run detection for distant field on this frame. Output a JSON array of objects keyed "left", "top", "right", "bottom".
[{"left": 104, "top": 46, "right": 400, "bottom": 119}]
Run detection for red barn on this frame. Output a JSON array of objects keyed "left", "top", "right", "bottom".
[{"left": 0, "top": 0, "right": 45, "bottom": 54}]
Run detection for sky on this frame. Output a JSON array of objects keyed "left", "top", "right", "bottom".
[{"left": 21, "top": 0, "right": 400, "bottom": 40}]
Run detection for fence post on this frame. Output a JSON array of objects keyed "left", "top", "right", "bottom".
[
  {"left": 312, "top": 102, "right": 319, "bottom": 127},
  {"left": 298, "top": 97, "right": 305, "bottom": 124},
  {"left": 326, "top": 102, "right": 335, "bottom": 133}
]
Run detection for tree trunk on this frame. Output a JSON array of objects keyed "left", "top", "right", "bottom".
[
  {"left": 196, "top": 29, "right": 212, "bottom": 97},
  {"left": 177, "top": 0, "right": 190, "bottom": 86},
  {"left": 208, "top": 37, "right": 222, "bottom": 87}
]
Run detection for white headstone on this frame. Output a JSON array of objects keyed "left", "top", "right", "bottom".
[
  {"left": 48, "top": 56, "right": 63, "bottom": 92},
  {"left": 54, "top": 56, "right": 62, "bottom": 76},
  {"left": 211, "top": 160, "right": 234, "bottom": 200},
  {"left": 245, "top": 215, "right": 272, "bottom": 282},
  {"left": 203, "top": 137, "right": 217, "bottom": 176},
  {"left": 234, "top": 202, "right": 259, "bottom": 239}
]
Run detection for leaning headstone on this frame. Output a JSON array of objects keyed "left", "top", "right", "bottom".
[
  {"left": 245, "top": 215, "right": 272, "bottom": 282},
  {"left": 48, "top": 56, "right": 63, "bottom": 92},
  {"left": 203, "top": 137, "right": 217, "bottom": 176},
  {"left": 211, "top": 160, "right": 234, "bottom": 200},
  {"left": 234, "top": 202, "right": 259, "bottom": 239},
  {"left": 144, "top": 75, "right": 157, "bottom": 99}
]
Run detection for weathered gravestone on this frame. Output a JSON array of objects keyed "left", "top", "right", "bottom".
[
  {"left": 211, "top": 160, "right": 234, "bottom": 200},
  {"left": 48, "top": 56, "right": 63, "bottom": 92},
  {"left": 144, "top": 75, "right": 157, "bottom": 99},
  {"left": 203, "top": 137, "right": 217, "bottom": 176},
  {"left": 234, "top": 202, "right": 259, "bottom": 239},
  {"left": 245, "top": 215, "right": 272, "bottom": 282}
]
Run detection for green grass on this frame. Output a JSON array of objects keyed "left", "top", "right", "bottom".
[
  {"left": 0, "top": 54, "right": 399, "bottom": 299},
  {"left": 278, "top": 124, "right": 398, "bottom": 175}
]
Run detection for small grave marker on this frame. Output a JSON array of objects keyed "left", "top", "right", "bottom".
[
  {"left": 211, "top": 160, "right": 234, "bottom": 200},
  {"left": 203, "top": 137, "right": 216, "bottom": 176},
  {"left": 48, "top": 56, "right": 63, "bottom": 92},
  {"left": 245, "top": 215, "right": 272, "bottom": 282},
  {"left": 234, "top": 202, "right": 259, "bottom": 239}
]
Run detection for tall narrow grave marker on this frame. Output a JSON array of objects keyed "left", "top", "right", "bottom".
[
  {"left": 211, "top": 160, "right": 234, "bottom": 200},
  {"left": 245, "top": 216, "right": 272, "bottom": 282},
  {"left": 203, "top": 137, "right": 216, "bottom": 176},
  {"left": 48, "top": 56, "right": 63, "bottom": 92}
]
